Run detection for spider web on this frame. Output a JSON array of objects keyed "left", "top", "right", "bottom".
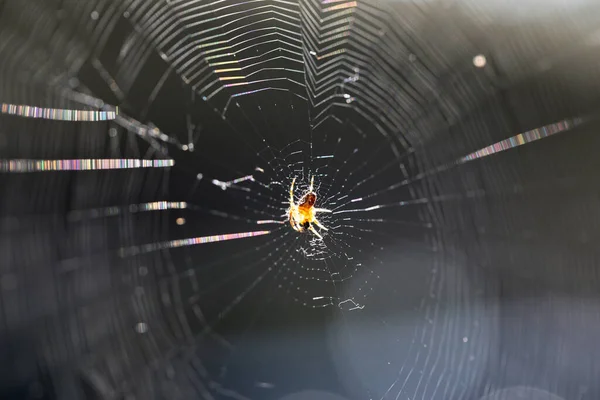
[{"left": 1, "top": 1, "right": 600, "bottom": 400}]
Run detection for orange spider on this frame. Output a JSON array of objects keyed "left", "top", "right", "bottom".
[{"left": 287, "top": 176, "right": 331, "bottom": 240}]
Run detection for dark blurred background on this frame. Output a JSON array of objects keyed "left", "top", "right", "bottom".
[{"left": 1, "top": 0, "right": 600, "bottom": 399}]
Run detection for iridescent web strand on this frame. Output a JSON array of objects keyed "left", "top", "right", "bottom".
[
  {"left": 1, "top": 103, "right": 117, "bottom": 121},
  {"left": 119, "top": 230, "right": 272, "bottom": 256},
  {"left": 68, "top": 201, "right": 188, "bottom": 220},
  {"left": 460, "top": 117, "right": 583, "bottom": 162},
  {"left": 0, "top": 159, "right": 174, "bottom": 173}
]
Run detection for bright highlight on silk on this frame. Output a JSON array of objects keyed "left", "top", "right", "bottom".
[
  {"left": 1, "top": 103, "right": 118, "bottom": 121},
  {"left": 119, "top": 230, "right": 272, "bottom": 256},
  {"left": 0, "top": 158, "right": 174, "bottom": 173}
]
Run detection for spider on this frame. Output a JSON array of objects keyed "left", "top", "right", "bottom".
[{"left": 287, "top": 176, "right": 331, "bottom": 240}]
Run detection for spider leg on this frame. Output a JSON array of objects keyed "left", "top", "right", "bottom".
[
  {"left": 314, "top": 208, "right": 331, "bottom": 213},
  {"left": 313, "top": 217, "right": 328, "bottom": 231},
  {"left": 290, "top": 177, "right": 296, "bottom": 206},
  {"left": 289, "top": 212, "right": 301, "bottom": 232},
  {"left": 309, "top": 175, "right": 314, "bottom": 192},
  {"left": 309, "top": 225, "right": 323, "bottom": 240}
]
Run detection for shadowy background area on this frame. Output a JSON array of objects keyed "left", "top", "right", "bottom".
[{"left": 1, "top": 0, "right": 600, "bottom": 399}]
